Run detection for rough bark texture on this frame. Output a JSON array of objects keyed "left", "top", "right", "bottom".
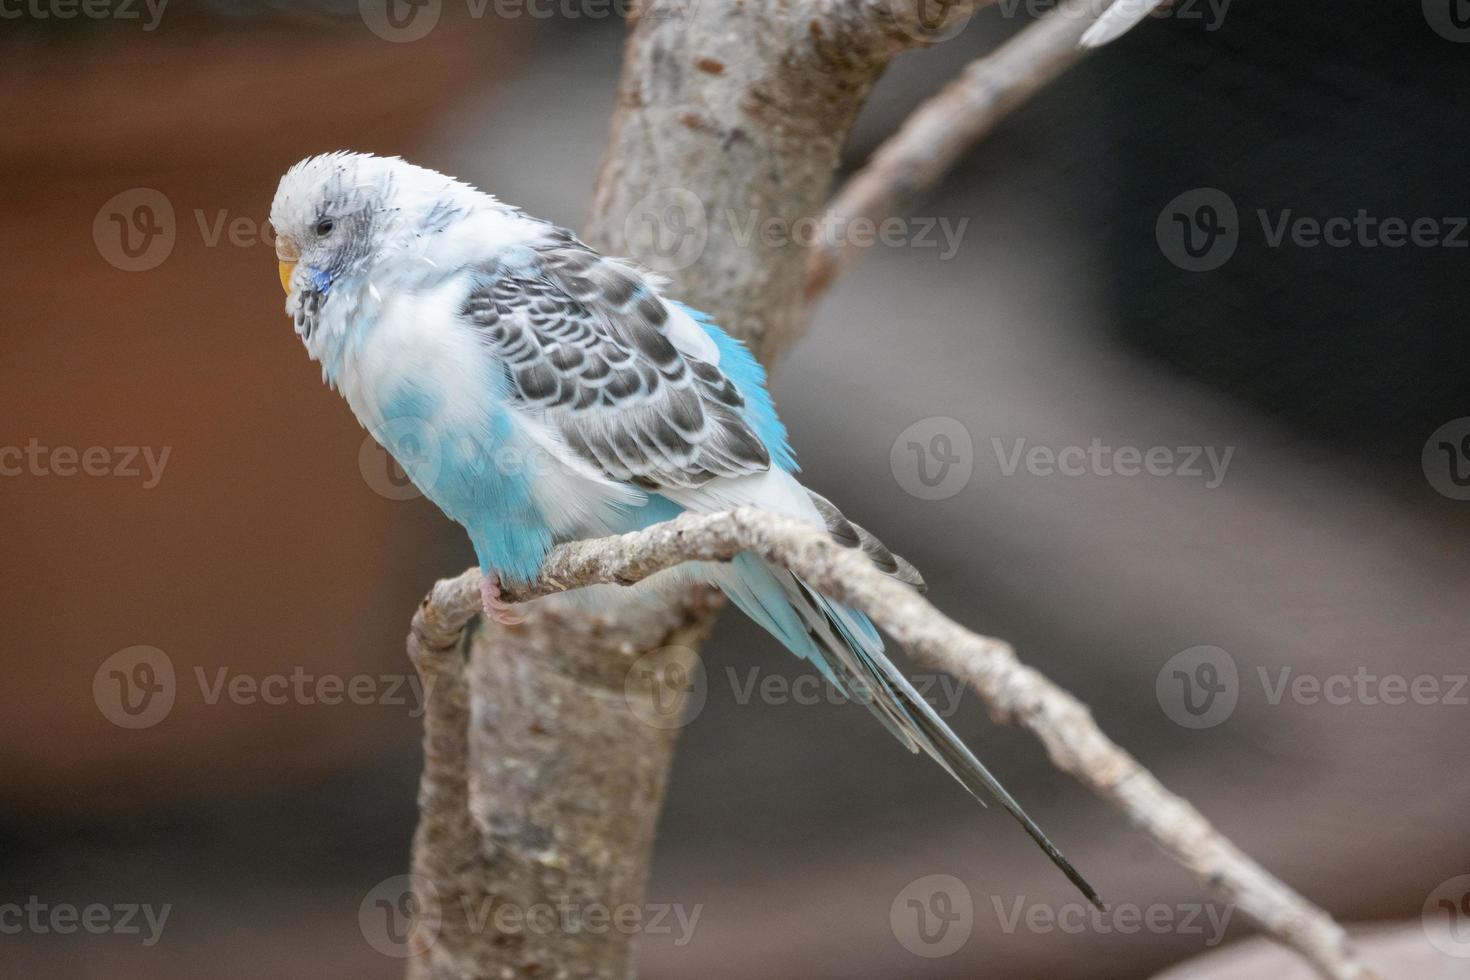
[
  {"left": 405, "top": 2, "right": 965, "bottom": 978},
  {"left": 477, "top": 509, "right": 1378, "bottom": 980},
  {"left": 406, "top": 586, "right": 716, "bottom": 980}
]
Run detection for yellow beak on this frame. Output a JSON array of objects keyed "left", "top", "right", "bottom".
[{"left": 275, "top": 232, "right": 301, "bottom": 295}]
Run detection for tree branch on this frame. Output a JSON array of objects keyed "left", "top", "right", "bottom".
[
  {"left": 407, "top": 580, "right": 719, "bottom": 979},
  {"left": 422, "top": 510, "right": 1379, "bottom": 980},
  {"left": 807, "top": 0, "right": 1102, "bottom": 302}
]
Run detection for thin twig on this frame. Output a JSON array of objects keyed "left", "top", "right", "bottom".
[
  {"left": 416, "top": 509, "right": 1378, "bottom": 980},
  {"left": 807, "top": 0, "right": 1103, "bottom": 302}
]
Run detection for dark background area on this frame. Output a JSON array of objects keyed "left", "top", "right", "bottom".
[{"left": 2, "top": 3, "right": 1466, "bottom": 977}]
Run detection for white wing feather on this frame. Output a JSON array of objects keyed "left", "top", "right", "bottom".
[{"left": 1079, "top": 0, "right": 1164, "bottom": 48}]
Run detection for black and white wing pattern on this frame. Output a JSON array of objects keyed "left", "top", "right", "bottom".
[{"left": 459, "top": 231, "right": 769, "bottom": 490}]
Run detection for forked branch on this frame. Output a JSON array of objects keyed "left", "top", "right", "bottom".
[{"left": 418, "top": 510, "right": 1378, "bottom": 980}]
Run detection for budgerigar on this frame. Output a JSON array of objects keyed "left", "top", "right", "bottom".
[{"left": 269, "top": 152, "right": 1099, "bottom": 906}]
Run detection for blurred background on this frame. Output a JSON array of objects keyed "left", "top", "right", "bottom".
[{"left": 2, "top": 2, "right": 1468, "bottom": 977}]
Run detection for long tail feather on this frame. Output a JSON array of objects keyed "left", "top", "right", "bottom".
[
  {"left": 722, "top": 554, "right": 1102, "bottom": 908},
  {"left": 863, "top": 642, "right": 1104, "bottom": 909}
]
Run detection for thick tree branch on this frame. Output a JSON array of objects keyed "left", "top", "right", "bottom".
[
  {"left": 589, "top": 0, "right": 984, "bottom": 362},
  {"left": 423, "top": 510, "right": 1378, "bottom": 980}
]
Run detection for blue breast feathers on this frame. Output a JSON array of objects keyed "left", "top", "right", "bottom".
[{"left": 376, "top": 381, "right": 552, "bottom": 584}]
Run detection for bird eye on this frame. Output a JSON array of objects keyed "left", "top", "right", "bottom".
[{"left": 315, "top": 218, "right": 335, "bottom": 237}]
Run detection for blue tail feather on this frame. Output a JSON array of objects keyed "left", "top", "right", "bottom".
[{"left": 727, "top": 554, "right": 1104, "bottom": 909}]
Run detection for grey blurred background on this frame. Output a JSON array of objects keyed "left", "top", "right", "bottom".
[{"left": 2, "top": 3, "right": 1468, "bottom": 978}]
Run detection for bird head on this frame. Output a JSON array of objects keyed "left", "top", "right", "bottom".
[
  {"left": 268, "top": 151, "right": 396, "bottom": 301},
  {"left": 268, "top": 152, "right": 488, "bottom": 353}
]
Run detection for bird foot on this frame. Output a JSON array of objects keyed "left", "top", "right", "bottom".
[{"left": 480, "top": 574, "right": 526, "bottom": 627}]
